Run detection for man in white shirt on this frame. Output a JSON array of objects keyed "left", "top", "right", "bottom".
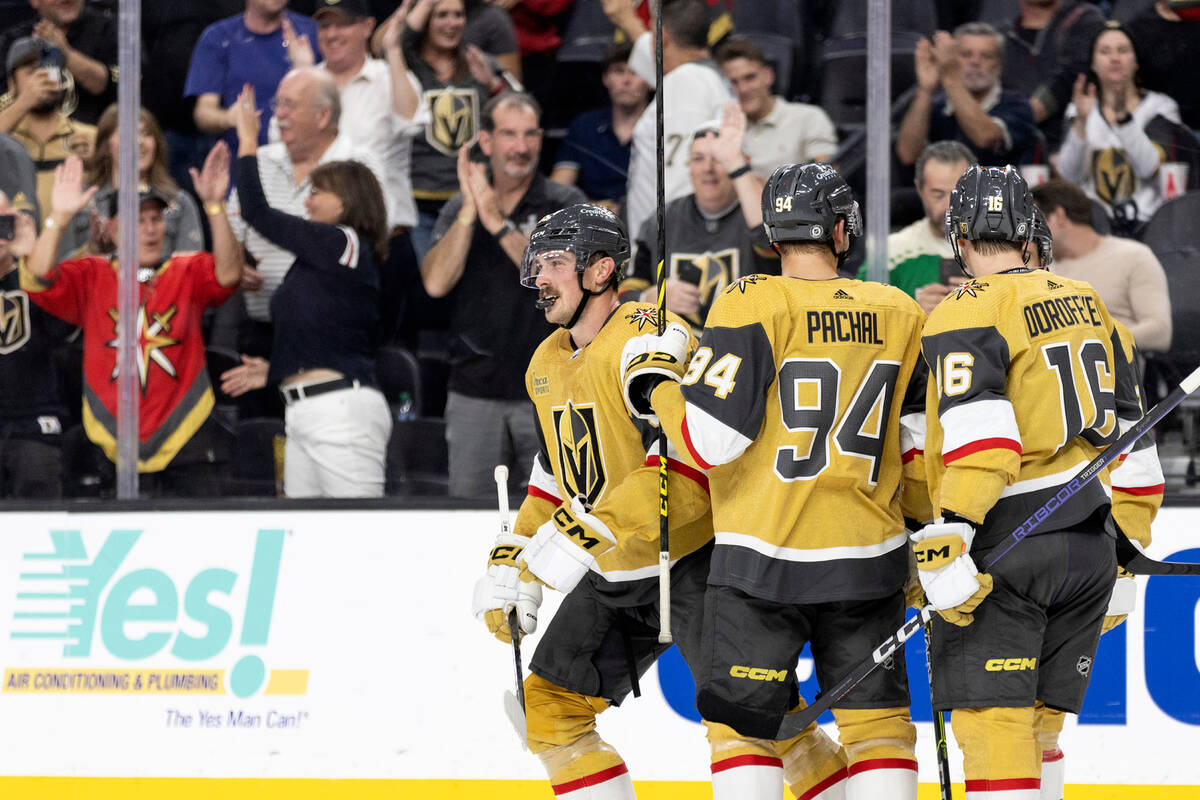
[
  {"left": 715, "top": 37, "right": 837, "bottom": 177},
  {"left": 313, "top": 0, "right": 419, "bottom": 343},
  {"left": 603, "top": 0, "right": 731, "bottom": 247},
  {"left": 229, "top": 66, "right": 388, "bottom": 327}
]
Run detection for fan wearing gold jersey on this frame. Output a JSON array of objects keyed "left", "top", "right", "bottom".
[
  {"left": 621, "top": 163, "right": 931, "bottom": 800},
  {"left": 471, "top": 203, "right": 848, "bottom": 800},
  {"left": 913, "top": 165, "right": 1161, "bottom": 800}
]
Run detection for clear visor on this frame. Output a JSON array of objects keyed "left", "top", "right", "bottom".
[{"left": 520, "top": 245, "right": 582, "bottom": 288}]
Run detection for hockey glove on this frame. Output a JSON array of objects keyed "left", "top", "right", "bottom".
[
  {"left": 519, "top": 495, "right": 617, "bottom": 593},
  {"left": 1101, "top": 566, "right": 1136, "bottom": 634},
  {"left": 471, "top": 532, "right": 542, "bottom": 644},
  {"left": 910, "top": 518, "right": 993, "bottom": 627},
  {"left": 619, "top": 321, "right": 691, "bottom": 425}
]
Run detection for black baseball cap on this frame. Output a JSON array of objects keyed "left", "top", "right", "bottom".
[
  {"left": 93, "top": 184, "right": 173, "bottom": 218},
  {"left": 6, "top": 36, "right": 64, "bottom": 78},
  {"left": 313, "top": 0, "right": 371, "bottom": 22}
]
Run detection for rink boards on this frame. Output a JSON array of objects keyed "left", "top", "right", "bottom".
[{"left": 0, "top": 507, "right": 1197, "bottom": 798}]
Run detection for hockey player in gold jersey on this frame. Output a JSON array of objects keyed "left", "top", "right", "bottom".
[
  {"left": 1025, "top": 205, "right": 1164, "bottom": 800},
  {"left": 620, "top": 163, "right": 930, "bottom": 800},
  {"left": 471, "top": 203, "right": 847, "bottom": 800},
  {"left": 913, "top": 166, "right": 1162, "bottom": 800}
]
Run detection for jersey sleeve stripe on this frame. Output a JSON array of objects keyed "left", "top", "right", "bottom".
[
  {"left": 1110, "top": 447, "right": 1166, "bottom": 489},
  {"left": 527, "top": 457, "right": 560, "bottom": 503},
  {"left": 681, "top": 403, "right": 752, "bottom": 469},
  {"left": 681, "top": 414, "right": 716, "bottom": 470},
  {"left": 940, "top": 398, "right": 1021, "bottom": 457},
  {"left": 337, "top": 226, "right": 360, "bottom": 267},
  {"left": 900, "top": 410, "right": 926, "bottom": 464},
  {"left": 944, "top": 437, "right": 1022, "bottom": 464},
  {"left": 1113, "top": 483, "right": 1165, "bottom": 496},
  {"left": 642, "top": 455, "right": 710, "bottom": 493},
  {"left": 528, "top": 485, "right": 560, "bottom": 504}
]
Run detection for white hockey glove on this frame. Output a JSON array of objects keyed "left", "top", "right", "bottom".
[
  {"left": 1102, "top": 567, "right": 1137, "bottom": 634},
  {"left": 619, "top": 321, "right": 691, "bottom": 425},
  {"left": 471, "top": 532, "right": 542, "bottom": 644},
  {"left": 519, "top": 495, "right": 617, "bottom": 593},
  {"left": 910, "top": 518, "right": 993, "bottom": 627}
]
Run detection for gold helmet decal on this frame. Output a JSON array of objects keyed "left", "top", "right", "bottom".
[
  {"left": 1090, "top": 147, "right": 1136, "bottom": 206},
  {"left": 0, "top": 290, "right": 31, "bottom": 355},
  {"left": 553, "top": 401, "right": 607, "bottom": 507},
  {"left": 426, "top": 88, "right": 479, "bottom": 157}
]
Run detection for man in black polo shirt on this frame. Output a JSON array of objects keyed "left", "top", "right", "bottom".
[
  {"left": 0, "top": 189, "right": 72, "bottom": 498},
  {"left": 422, "top": 91, "right": 586, "bottom": 498},
  {"left": 0, "top": 0, "right": 118, "bottom": 126}
]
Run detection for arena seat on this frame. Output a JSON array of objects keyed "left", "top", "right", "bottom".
[
  {"left": 376, "top": 345, "right": 423, "bottom": 419},
  {"left": 228, "top": 417, "right": 285, "bottom": 496},
  {"left": 386, "top": 417, "right": 450, "bottom": 496}
]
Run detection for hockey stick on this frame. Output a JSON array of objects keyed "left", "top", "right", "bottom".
[
  {"left": 494, "top": 465, "right": 527, "bottom": 749},
  {"left": 653, "top": 0, "right": 672, "bottom": 645},
  {"left": 1116, "top": 532, "right": 1200, "bottom": 575},
  {"left": 925, "top": 618, "right": 953, "bottom": 800},
  {"left": 770, "top": 364, "right": 1200, "bottom": 740}
]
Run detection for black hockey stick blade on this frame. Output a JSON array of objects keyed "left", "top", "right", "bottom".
[
  {"left": 771, "top": 363, "right": 1200, "bottom": 741},
  {"left": 1117, "top": 532, "right": 1200, "bottom": 575}
]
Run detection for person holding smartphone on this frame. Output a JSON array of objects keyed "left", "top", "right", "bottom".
[
  {"left": 1056, "top": 21, "right": 1184, "bottom": 233},
  {"left": 623, "top": 104, "right": 779, "bottom": 330}
]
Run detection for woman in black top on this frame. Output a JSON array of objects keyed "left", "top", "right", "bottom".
[
  {"left": 220, "top": 85, "right": 393, "bottom": 498},
  {"left": 380, "top": 0, "right": 517, "bottom": 259}
]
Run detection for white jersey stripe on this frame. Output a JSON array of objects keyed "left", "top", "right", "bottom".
[
  {"left": 337, "top": 226, "right": 360, "bottom": 268},
  {"left": 1110, "top": 446, "right": 1165, "bottom": 489},
  {"left": 899, "top": 411, "right": 926, "bottom": 455},
  {"left": 528, "top": 456, "right": 561, "bottom": 501},
  {"left": 997, "top": 460, "right": 1111, "bottom": 499},
  {"left": 682, "top": 402, "right": 753, "bottom": 468},
  {"left": 715, "top": 530, "right": 909, "bottom": 562},
  {"left": 941, "top": 398, "right": 1021, "bottom": 457}
]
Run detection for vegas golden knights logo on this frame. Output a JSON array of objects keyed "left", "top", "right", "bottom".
[
  {"left": 0, "top": 290, "right": 31, "bottom": 355},
  {"left": 1090, "top": 148, "right": 1136, "bottom": 205},
  {"left": 552, "top": 401, "right": 608, "bottom": 507},
  {"left": 671, "top": 248, "right": 738, "bottom": 319},
  {"left": 425, "top": 88, "right": 479, "bottom": 157}
]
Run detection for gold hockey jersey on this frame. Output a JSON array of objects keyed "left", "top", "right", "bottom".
[
  {"left": 922, "top": 270, "right": 1154, "bottom": 548},
  {"left": 513, "top": 302, "right": 713, "bottom": 593},
  {"left": 651, "top": 274, "right": 930, "bottom": 605},
  {"left": 1107, "top": 320, "right": 1164, "bottom": 548}
]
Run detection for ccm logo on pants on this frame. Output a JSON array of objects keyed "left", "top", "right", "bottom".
[
  {"left": 985, "top": 657, "right": 1038, "bottom": 672},
  {"left": 730, "top": 666, "right": 789, "bottom": 682}
]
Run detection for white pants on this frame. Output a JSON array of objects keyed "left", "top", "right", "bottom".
[{"left": 283, "top": 385, "right": 391, "bottom": 498}]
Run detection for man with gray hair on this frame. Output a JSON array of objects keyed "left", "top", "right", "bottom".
[
  {"left": 861, "top": 140, "right": 977, "bottom": 313},
  {"left": 896, "top": 22, "right": 1039, "bottom": 168},
  {"left": 227, "top": 67, "right": 388, "bottom": 402}
]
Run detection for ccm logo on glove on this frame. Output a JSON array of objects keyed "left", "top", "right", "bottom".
[
  {"left": 913, "top": 534, "right": 965, "bottom": 568},
  {"left": 553, "top": 505, "right": 603, "bottom": 550}
]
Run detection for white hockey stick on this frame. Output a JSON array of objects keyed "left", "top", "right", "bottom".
[{"left": 494, "top": 465, "right": 527, "bottom": 749}]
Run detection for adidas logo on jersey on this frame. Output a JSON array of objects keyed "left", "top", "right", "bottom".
[
  {"left": 833, "top": 289, "right": 854, "bottom": 300},
  {"left": 1047, "top": 279, "right": 1063, "bottom": 290}
]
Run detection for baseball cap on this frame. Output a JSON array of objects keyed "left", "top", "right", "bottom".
[
  {"left": 93, "top": 184, "right": 173, "bottom": 218},
  {"left": 6, "top": 36, "right": 64, "bottom": 78},
  {"left": 313, "top": 0, "right": 371, "bottom": 22}
]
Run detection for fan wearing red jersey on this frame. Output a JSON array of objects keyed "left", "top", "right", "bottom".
[{"left": 18, "top": 150, "right": 241, "bottom": 487}]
